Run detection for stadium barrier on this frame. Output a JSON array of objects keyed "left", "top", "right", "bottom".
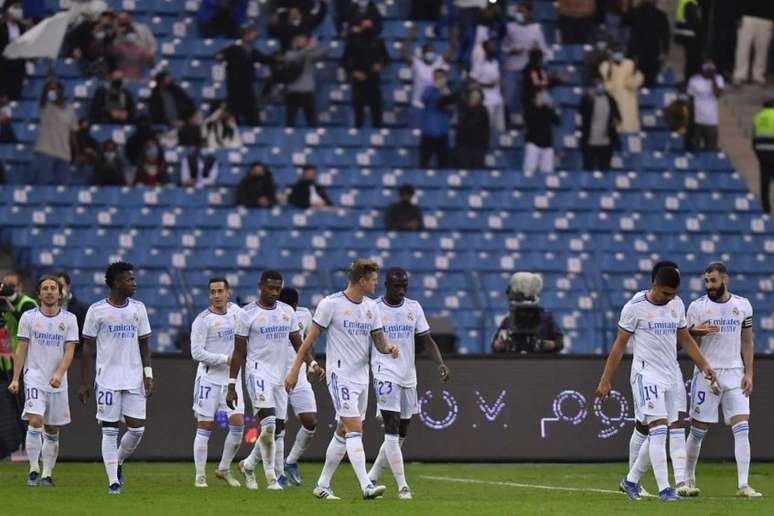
[{"left": 60, "top": 357, "right": 774, "bottom": 461}]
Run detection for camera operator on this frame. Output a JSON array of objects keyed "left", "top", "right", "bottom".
[
  {"left": 490, "top": 272, "right": 564, "bottom": 354},
  {"left": 1, "top": 272, "right": 38, "bottom": 374}
]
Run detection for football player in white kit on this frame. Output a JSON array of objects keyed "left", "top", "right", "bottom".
[
  {"left": 227, "top": 271, "right": 321, "bottom": 491},
  {"left": 285, "top": 258, "right": 400, "bottom": 501},
  {"left": 79, "top": 262, "right": 153, "bottom": 495},
  {"left": 278, "top": 287, "right": 319, "bottom": 487},
  {"left": 367, "top": 268, "right": 450, "bottom": 500},
  {"left": 8, "top": 275, "right": 78, "bottom": 487},
  {"left": 596, "top": 265, "right": 718, "bottom": 501},
  {"left": 190, "top": 277, "right": 245, "bottom": 488},
  {"left": 683, "top": 263, "right": 762, "bottom": 497}
]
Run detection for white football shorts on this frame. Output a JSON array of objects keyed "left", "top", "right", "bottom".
[
  {"left": 22, "top": 382, "right": 71, "bottom": 426},
  {"left": 690, "top": 368, "right": 749, "bottom": 425},
  {"left": 192, "top": 375, "right": 244, "bottom": 421}
]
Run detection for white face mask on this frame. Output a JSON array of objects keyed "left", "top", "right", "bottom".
[{"left": 8, "top": 7, "right": 23, "bottom": 20}]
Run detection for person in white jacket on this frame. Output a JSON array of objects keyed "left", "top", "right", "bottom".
[
  {"left": 599, "top": 50, "right": 644, "bottom": 133},
  {"left": 470, "top": 38, "right": 505, "bottom": 131}
]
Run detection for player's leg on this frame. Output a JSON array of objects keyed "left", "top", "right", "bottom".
[
  {"left": 39, "top": 389, "right": 70, "bottom": 485},
  {"left": 369, "top": 418, "right": 413, "bottom": 484},
  {"left": 669, "top": 413, "right": 688, "bottom": 492},
  {"left": 24, "top": 414, "right": 44, "bottom": 485},
  {"left": 723, "top": 370, "right": 759, "bottom": 496},
  {"left": 315, "top": 421, "right": 348, "bottom": 497},
  {"left": 628, "top": 421, "right": 649, "bottom": 469},
  {"left": 685, "top": 369, "right": 720, "bottom": 494},
  {"left": 340, "top": 382, "right": 384, "bottom": 499},
  {"left": 684, "top": 420, "right": 709, "bottom": 492},
  {"left": 285, "top": 412, "right": 317, "bottom": 485},
  {"left": 215, "top": 382, "right": 244, "bottom": 486},
  {"left": 194, "top": 420, "right": 214, "bottom": 487},
  {"left": 273, "top": 417, "right": 286, "bottom": 486},
  {"left": 243, "top": 407, "right": 277, "bottom": 484},
  {"left": 118, "top": 388, "right": 147, "bottom": 466},
  {"left": 96, "top": 385, "right": 122, "bottom": 492}
]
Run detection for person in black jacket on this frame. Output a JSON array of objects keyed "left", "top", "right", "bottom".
[
  {"left": 215, "top": 26, "right": 275, "bottom": 126},
  {"left": 523, "top": 88, "right": 560, "bottom": 174},
  {"left": 384, "top": 184, "right": 423, "bottom": 231},
  {"left": 149, "top": 71, "right": 196, "bottom": 127},
  {"left": 269, "top": 1, "right": 328, "bottom": 52},
  {"left": 626, "top": 0, "right": 670, "bottom": 87},
  {"left": 341, "top": 23, "right": 389, "bottom": 128},
  {"left": 579, "top": 78, "right": 621, "bottom": 171},
  {"left": 125, "top": 113, "right": 158, "bottom": 166},
  {"left": 88, "top": 70, "right": 136, "bottom": 124},
  {"left": 344, "top": 0, "right": 382, "bottom": 36},
  {"left": 288, "top": 165, "right": 333, "bottom": 209},
  {"left": 455, "top": 88, "right": 489, "bottom": 169},
  {"left": 0, "top": 3, "right": 28, "bottom": 100},
  {"left": 236, "top": 162, "right": 277, "bottom": 208},
  {"left": 91, "top": 139, "right": 126, "bottom": 186}
]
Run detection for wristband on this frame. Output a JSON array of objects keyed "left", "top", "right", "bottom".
[
  {"left": 310, "top": 360, "right": 319, "bottom": 369},
  {"left": 143, "top": 367, "right": 153, "bottom": 379},
  {"left": 228, "top": 378, "right": 237, "bottom": 385}
]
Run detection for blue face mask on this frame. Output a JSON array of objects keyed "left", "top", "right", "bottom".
[
  {"left": 424, "top": 51, "right": 436, "bottom": 63},
  {"left": 514, "top": 13, "right": 525, "bottom": 24},
  {"left": 47, "top": 89, "right": 58, "bottom": 102},
  {"left": 596, "top": 84, "right": 606, "bottom": 95},
  {"left": 612, "top": 52, "right": 624, "bottom": 63}
]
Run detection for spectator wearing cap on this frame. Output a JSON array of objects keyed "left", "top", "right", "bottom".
[
  {"left": 523, "top": 88, "right": 560, "bottom": 174},
  {"left": 385, "top": 185, "right": 424, "bottom": 231},
  {"left": 197, "top": 0, "right": 249, "bottom": 38},
  {"left": 455, "top": 88, "right": 489, "bottom": 169},
  {"left": 599, "top": 49, "right": 644, "bottom": 133}
]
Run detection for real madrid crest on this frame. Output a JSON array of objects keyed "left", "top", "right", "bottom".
[
  {"left": 366, "top": 310, "right": 372, "bottom": 319},
  {"left": 732, "top": 307, "right": 739, "bottom": 317},
  {"left": 58, "top": 322, "right": 66, "bottom": 332}
]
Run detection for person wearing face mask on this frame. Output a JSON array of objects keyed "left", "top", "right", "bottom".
[
  {"left": 0, "top": 272, "right": 38, "bottom": 377},
  {"left": 342, "top": 20, "right": 389, "bottom": 128},
  {"left": 109, "top": 29, "right": 154, "bottom": 81},
  {"left": 237, "top": 162, "right": 278, "bottom": 208},
  {"left": 400, "top": 26, "right": 454, "bottom": 128},
  {"left": 0, "top": 1, "right": 29, "bottom": 100},
  {"left": 54, "top": 272, "right": 88, "bottom": 337},
  {"left": 198, "top": 0, "right": 249, "bottom": 38},
  {"left": 88, "top": 70, "right": 137, "bottom": 124},
  {"left": 114, "top": 10, "right": 157, "bottom": 56},
  {"left": 269, "top": 2, "right": 328, "bottom": 52},
  {"left": 521, "top": 47, "right": 564, "bottom": 115},
  {"left": 502, "top": 3, "right": 548, "bottom": 122},
  {"left": 149, "top": 71, "right": 196, "bottom": 127},
  {"left": 626, "top": 0, "right": 670, "bottom": 87},
  {"left": 134, "top": 139, "right": 170, "bottom": 186},
  {"left": 91, "top": 139, "right": 126, "bottom": 186},
  {"left": 599, "top": 49, "right": 643, "bottom": 133},
  {"left": 33, "top": 80, "right": 79, "bottom": 185},
  {"left": 470, "top": 38, "right": 505, "bottom": 131},
  {"left": 523, "top": 88, "right": 560, "bottom": 175},
  {"left": 579, "top": 78, "right": 621, "bottom": 171},
  {"left": 687, "top": 60, "right": 724, "bottom": 152},
  {"left": 663, "top": 85, "right": 694, "bottom": 150},
  {"left": 419, "top": 69, "right": 456, "bottom": 169},
  {"left": 345, "top": 0, "right": 382, "bottom": 36},
  {"left": 181, "top": 140, "right": 220, "bottom": 188},
  {"left": 455, "top": 88, "right": 489, "bottom": 169},
  {"left": 288, "top": 165, "right": 333, "bottom": 209}
]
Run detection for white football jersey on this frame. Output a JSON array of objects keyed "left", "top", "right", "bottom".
[
  {"left": 687, "top": 293, "right": 752, "bottom": 369},
  {"left": 618, "top": 290, "right": 687, "bottom": 385},
  {"left": 313, "top": 292, "right": 382, "bottom": 386},
  {"left": 236, "top": 301, "right": 298, "bottom": 385},
  {"left": 285, "top": 306, "right": 313, "bottom": 375},
  {"left": 17, "top": 308, "right": 79, "bottom": 392},
  {"left": 83, "top": 298, "right": 152, "bottom": 390},
  {"left": 372, "top": 297, "right": 430, "bottom": 387},
  {"left": 191, "top": 302, "right": 242, "bottom": 385}
]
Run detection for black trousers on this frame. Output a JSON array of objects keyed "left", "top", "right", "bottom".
[
  {"left": 455, "top": 146, "right": 486, "bottom": 169},
  {"left": 678, "top": 36, "right": 702, "bottom": 80},
  {"left": 352, "top": 78, "right": 383, "bottom": 128},
  {"left": 420, "top": 135, "right": 450, "bottom": 168},
  {"left": 286, "top": 92, "right": 317, "bottom": 127},
  {"left": 693, "top": 124, "right": 718, "bottom": 152},
  {"left": 558, "top": 15, "right": 593, "bottom": 44},
  {"left": 582, "top": 145, "right": 613, "bottom": 171},
  {"left": 758, "top": 152, "right": 774, "bottom": 213},
  {"left": 227, "top": 88, "right": 259, "bottom": 126}
]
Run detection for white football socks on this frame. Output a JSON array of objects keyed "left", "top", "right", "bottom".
[
  {"left": 257, "top": 417, "right": 276, "bottom": 483},
  {"left": 685, "top": 426, "right": 707, "bottom": 482},
  {"left": 41, "top": 431, "right": 60, "bottom": 478},
  {"left": 118, "top": 426, "right": 145, "bottom": 464},
  {"left": 628, "top": 428, "right": 648, "bottom": 469},
  {"left": 286, "top": 426, "right": 315, "bottom": 465},
  {"left": 101, "top": 426, "right": 120, "bottom": 485},
  {"left": 669, "top": 428, "right": 687, "bottom": 485},
  {"left": 194, "top": 428, "right": 211, "bottom": 478},
  {"left": 626, "top": 435, "right": 651, "bottom": 484},
  {"left": 218, "top": 425, "right": 243, "bottom": 472},
  {"left": 317, "top": 433, "right": 346, "bottom": 488},
  {"left": 274, "top": 430, "right": 285, "bottom": 479},
  {"left": 648, "top": 425, "right": 670, "bottom": 492},
  {"left": 369, "top": 436, "right": 406, "bottom": 482},
  {"left": 732, "top": 422, "right": 751, "bottom": 488},
  {"left": 25, "top": 427, "right": 43, "bottom": 474},
  {"left": 383, "top": 433, "right": 408, "bottom": 490},
  {"left": 345, "top": 432, "right": 372, "bottom": 491}
]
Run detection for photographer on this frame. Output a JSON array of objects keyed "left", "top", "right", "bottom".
[
  {"left": 490, "top": 272, "right": 563, "bottom": 354},
  {"left": 1, "top": 272, "right": 38, "bottom": 374}
]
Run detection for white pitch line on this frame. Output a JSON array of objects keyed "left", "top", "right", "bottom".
[{"left": 419, "top": 475, "right": 653, "bottom": 497}]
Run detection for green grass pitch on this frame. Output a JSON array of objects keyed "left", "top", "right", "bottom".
[{"left": 1, "top": 462, "right": 771, "bottom": 515}]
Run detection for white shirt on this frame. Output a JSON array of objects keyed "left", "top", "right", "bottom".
[
  {"left": 687, "top": 293, "right": 752, "bottom": 370},
  {"left": 411, "top": 56, "right": 448, "bottom": 108},
  {"left": 372, "top": 297, "right": 430, "bottom": 387},
  {"left": 236, "top": 301, "right": 298, "bottom": 385},
  {"left": 313, "top": 291, "right": 383, "bottom": 386},
  {"left": 618, "top": 290, "right": 687, "bottom": 385},
  {"left": 285, "top": 306, "right": 313, "bottom": 384},
  {"left": 470, "top": 53, "right": 503, "bottom": 107},
  {"left": 502, "top": 22, "right": 548, "bottom": 72},
  {"left": 17, "top": 308, "right": 79, "bottom": 392},
  {"left": 83, "top": 298, "right": 152, "bottom": 390},
  {"left": 687, "top": 74, "right": 724, "bottom": 125},
  {"left": 191, "top": 302, "right": 242, "bottom": 385}
]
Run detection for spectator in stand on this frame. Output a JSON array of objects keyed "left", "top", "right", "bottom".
[
  {"left": 88, "top": 70, "right": 136, "bottom": 124},
  {"left": 125, "top": 113, "right": 157, "bottom": 165},
  {"left": 342, "top": 17, "right": 389, "bottom": 128},
  {"left": 663, "top": 85, "right": 693, "bottom": 149},
  {"left": 0, "top": 2, "right": 29, "bottom": 100},
  {"left": 91, "top": 139, "right": 126, "bottom": 186},
  {"left": 344, "top": 0, "right": 382, "bottom": 36},
  {"left": 602, "top": 0, "right": 633, "bottom": 47},
  {"left": 400, "top": 26, "right": 453, "bottom": 128},
  {"left": 470, "top": 38, "right": 505, "bottom": 131},
  {"left": 288, "top": 165, "right": 333, "bottom": 208},
  {"left": 502, "top": 2, "right": 548, "bottom": 123},
  {"left": 32, "top": 80, "right": 78, "bottom": 185},
  {"left": 269, "top": 1, "right": 328, "bottom": 52},
  {"left": 115, "top": 10, "right": 157, "bottom": 56},
  {"left": 134, "top": 139, "right": 169, "bottom": 186},
  {"left": 197, "top": 0, "right": 248, "bottom": 38},
  {"left": 236, "top": 162, "right": 278, "bottom": 208},
  {"left": 455, "top": 88, "right": 489, "bottom": 169},
  {"left": 583, "top": 30, "right": 610, "bottom": 85},
  {"left": 384, "top": 184, "right": 424, "bottom": 231},
  {"left": 73, "top": 118, "right": 99, "bottom": 168},
  {"left": 0, "top": 95, "right": 17, "bottom": 143},
  {"left": 752, "top": 98, "right": 774, "bottom": 213},
  {"left": 523, "top": 88, "right": 560, "bottom": 174},
  {"left": 284, "top": 35, "right": 330, "bottom": 127},
  {"left": 732, "top": 2, "right": 773, "bottom": 86},
  {"left": 149, "top": 71, "right": 196, "bottom": 127},
  {"left": 109, "top": 30, "right": 154, "bottom": 80},
  {"left": 674, "top": 0, "right": 703, "bottom": 81},
  {"left": 521, "top": 48, "right": 563, "bottom": 114},
  {"left": 626, "top": 0, "right": 670, "bottom": 87},
  {"left": 65, "top": 10, "right": 114, "bottom": 63},
  {"left": 556, "top": 0, "right": 595, "bottom": 44},
  {"left": 177, "top": 112, "right": 203, "bottom": 147},
  {"left": 599, "top": 49, "right": 644, "bottom": 134},
  {"left": 420, "top": 69, "right": 455, "bottom": 169},
  {"left": 455, "top": 0, "right": 487, "bottom": 66},
  {"left": 687, "top": 60, "right": 724, "bottom": 152},
  {"left": 579, "top": 77, "right": 620, "bottom": 171},
  {"left": 203, "top": 103, "right": 242, "bottom": 149},
  {"left": 181, "top": 141, "right": 220, "bottom": 188},
  {"left": 216, "top": 25, "right": 274, "bottom": 126}
]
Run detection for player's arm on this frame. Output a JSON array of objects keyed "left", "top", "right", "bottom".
[
  {"left": 289, "top": 330, "right": 323, "bottom": 381},
  {"left": 190, "top": 322, "right": 228, "bottom": 366},
  {"left": 285, "top": 324, "right": 322, "bottom": 392},
  {"left": 226, "top": 334, "right": 246, "bottom": 409},
  {"left": 7, "top": 337, "right": 28, "bottom": 394},
  {"left": 79, "top": 335, "right": 96, "bottom": 403},
  {"left": 139, "top": 334, "right": 154, "bottom": 397},
  {"left": 595, "top": 329, "right": 631, "bottom": 399},
  {"left": 741, "top": 326, "right": 754, "bottom": 396},
  {"left": 677, "top": 328, "right": 719, "bottom": 392},
  {"left": 416, "top": 332, "right": 450, "bottom": 382},
  {"left": 50, "top": 341, "right": 77, "bottom": 389},
  {"left": 371, "top": 329, "right": 400, "bottom": 358}
]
